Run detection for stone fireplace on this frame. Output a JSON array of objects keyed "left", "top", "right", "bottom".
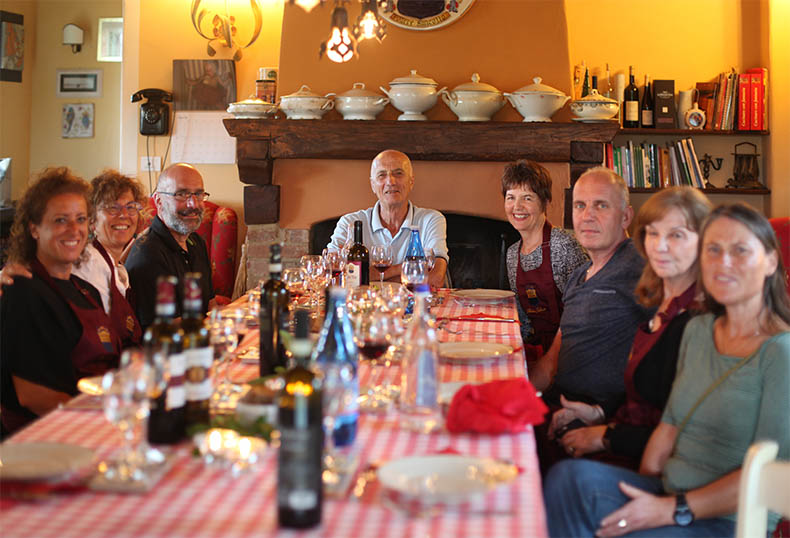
[{"left": 223, "top": 119, "right": 619, "bottom": 288}]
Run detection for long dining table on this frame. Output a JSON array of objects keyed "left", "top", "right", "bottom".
[{"left": 0, "top": 290, "right": 548, "bottom": 537}]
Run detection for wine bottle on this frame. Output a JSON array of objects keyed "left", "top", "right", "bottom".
[
  {"left": 640, "top": 74, "right": 654, "bottom": 128},
  {"left": 581, "top": 67, "right": 590, "bottom": 97},
  {"left": 345, "top": 220, "right": 369, "bottom": 287},
  {"left": 591, "top": 75, "right": 598, "bottom": 92},
  {"left": 277, "top": 309, "right": 323, "bottom": 529},
  {"left": 623, "top": 65, "right": 640, "bottom": 128},
  {"left": 312, "top": 287, "right": 358, "bottom": 448},
  {"left": 399, "top": 284, "right": 441, "bottom": 433},
  {"left": 260, "top": 243, "right": 290, "bottom": 376},
  {"left": 405, "top": 228, "right": 425, "bottom": 262},
  {"left": 143, "top": 276, "right": 186, "bottom": 444},
  {"left": 604, "top": 63, "right": 614, "bottom": 99},
  {"left": 182, "top": 273, "right": 211, "bottom": 427}
]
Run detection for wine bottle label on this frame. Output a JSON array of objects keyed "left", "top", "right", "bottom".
[
  {"left": 166, "top": 352, "right": 186, "bottom": 410},
  {"left": 277, "top": 427, "right": 322, "bottom": 510},
  {"left": 345, "top": 262, "right": 361, "bottom": 288},
  {"left": 185, "top": 347, "right": 213, "bottom": 401},
  {"left": 641, "top": 110, "right": 653, "bottom": 125},
  {"left": 625, "top": 101, "right": 639, "bottom": 121}
]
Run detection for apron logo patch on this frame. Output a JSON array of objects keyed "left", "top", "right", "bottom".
[
  {"left": 126, "top": 315, "right": 136, "bottom": 333},
  {"left": 525, "top": 288, "right": 547, "bottom": 313},
  {"left": 97, "top": 326, "right": 114, "bottom": 352}
]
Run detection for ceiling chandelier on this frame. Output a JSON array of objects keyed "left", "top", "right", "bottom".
[{"left": 190, "top": 0, "right": 263, "bottom": 61}]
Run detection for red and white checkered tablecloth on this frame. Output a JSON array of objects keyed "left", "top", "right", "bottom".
[{"left": 1, "top": 292, "right": 548, "bottom": 538}]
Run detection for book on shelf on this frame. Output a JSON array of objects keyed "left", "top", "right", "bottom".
[
  {"left": 746, "top": 67, "right": 767, "bottom": 130},
  {"left": 696, "top": 82, "right": 717, "bottom": 131},
  {"left": 614, "top": 137, "right": 708, "bottom": 190},
  {"left": 738, "top": 73, "right": 750, "bottom": 130}
]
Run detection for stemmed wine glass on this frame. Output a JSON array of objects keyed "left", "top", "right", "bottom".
[
  {"left": 370, "top": 245, "right": 393, "bottom": 286},
  {"left": 302, "top": 256, "right": 331, "bottom": 315},
  {"left": 323, "top": 250, "right": 345, "bottom": 287},
  {"left": 401, "top": 258, "right": 428, "bottom": 292},
  {"left": 353, "top": 311, "right": 395, "bottom": 413},
  {"left": 424, "top": 248, "right": 436, "bottom": 273},
  {"left": 282, "top": 268, "right": 306, "bottom": 301},
  {"left": 209, "top": 311, "right": 241, "bottom": 410},
  {"left": 100, "top": 360, "right": 154, "bottom": 483}
]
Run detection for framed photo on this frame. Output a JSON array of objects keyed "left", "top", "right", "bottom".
[
  {"left": 97, "top": 17, "right": 122, "bottom": 62},
  {"left": 56, "top": 69, "right": 102, "bottom": 98},
  {"left": 62, "top": 103, "right": 94, "bottom": 138},
  {"left": 172, "top": 59, "right": 236, "bottom": 111},
  {"left": 0, "top": 10, "right": 24, "bottom": 83}
]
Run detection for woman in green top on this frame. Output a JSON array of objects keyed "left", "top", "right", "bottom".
[{"left": 544, "top": 203, "right": 790, "bottom": 537}]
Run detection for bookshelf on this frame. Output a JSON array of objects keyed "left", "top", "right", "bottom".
[{"left": 619, "top": 128, "right": 769, "bottom": 137}]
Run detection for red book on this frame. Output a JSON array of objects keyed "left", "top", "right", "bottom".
[
  {"left": 748, "top": 71, "right": 764, "bottom": 130},
  {"left": 738, "top": 73, "right": 750, "bottom": 131},
  {"left": 605, "top": 142, "right": 614, "bottom": 169}
]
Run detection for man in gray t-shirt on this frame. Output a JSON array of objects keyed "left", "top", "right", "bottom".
[{"left": 531, "top": 167, "right": 651, "bottom": 411}]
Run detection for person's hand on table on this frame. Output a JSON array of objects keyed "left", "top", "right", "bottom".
[
  {"left": 557, "top": 424, "right": 607, "bottom": 457},
  {"left": 596, "top": 483, "right": 674, "bottom": 536},
  {"left": 548, "top": 394, "right": 604, "bottom": 438}
]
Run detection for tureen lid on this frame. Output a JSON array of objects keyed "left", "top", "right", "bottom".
[
  {"left": 513, "top": 77, "right": 567, "bottom": 96},
  {"left": 452, "top": 73, "right": 500, "bottom": 93},
  {"left": 389, "top": 69, "right": 437, "bottom": 86},
  {"left": 573, "top": 88, "right": 618, "bottom": 104},
  {"left": 338, "top": 82, "right": 382, "bottom": 98},
  {"left": 282, "top": 84, "right": 326, "bottom": 99},
  {"left": 233, "top": 96, "right": 269, "bottom": 105}
]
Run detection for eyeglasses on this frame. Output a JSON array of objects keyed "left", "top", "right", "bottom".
[
  {"left": 157, "top": 190, "right": 210, "bottom": 202},
  {"left": 102, "top": 202, "right": 143, "bottom": 216}
]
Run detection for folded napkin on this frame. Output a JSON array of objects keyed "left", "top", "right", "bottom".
[
  {"left": 0, "top": 477, "right": 87, "bottom": 506},
  {"left": 445, "top": 378, "right": 548, "bottom": 434}
]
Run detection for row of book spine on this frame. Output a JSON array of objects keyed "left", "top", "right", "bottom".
[
  {"left": 605, "top": 139, "right": 705, "bottom": 189},
  {"left": 696, "top": 67, "right": 767, "bottom": 131}
]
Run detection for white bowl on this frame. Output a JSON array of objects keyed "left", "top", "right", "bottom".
[
  {"left": 504, "top": 76, "right": 570, "bottom": 122},
  {"left": 380, "top": 69, "right": 446, "bottom": 121},
  {"left": 279, "top": 85, "right": 334, "bottom": 120},
  {"left": 441, "top": 73, "right": 504, "bottom": 122},
  {"left": 569, "top": 89, "right": 619, "bottom": 120},
  {"left": 335, "top": 82, "right": 389, "bottom": 120},
  {"left": 227, "top": 99, "right": 277, "bottom": 119}
]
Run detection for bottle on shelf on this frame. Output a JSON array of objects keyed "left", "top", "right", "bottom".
[
  {"left": 277, "top": 309, "right": 323, "bottom": 529},
  {"left": 623, "top": 65, "right": 640, "bottom": 128},
  {"left": 591, "top": 75, "right": 598, "bottom": 93},
  {"left": 143, "top": 276, "right": 186, "bottom": 444},
  {"left": 399, "top": 284, "right": 441, "bottom": 433},
  {"left": 260, "top": 243, "right": 290, "bottom": 376},
  {"left": 345, "top": 220, "right": 369, "bottom": 287},
  {"left": 405, "top": 228, "right": 425, "bottom": 261},
  {"left": 581, "top": 67, "right": 590, "bottom": 97},
  {"left": 182, "top": 273, "right": 211, "bottom": 427},
  {"left": 311, "top": 287, "right": 358, "bottom": 448},
  {"left": 640, "top": 74, "right": 654, "bottom": 128},
  {"left": 604, "top": 63, "right": 614, "bottom": 99}
]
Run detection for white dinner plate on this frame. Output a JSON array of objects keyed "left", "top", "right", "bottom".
[
  {"left": 438, "top": 342, "right": 514, "bottom": 364},
  {"left": 438, "top": 380, "right": 481, "bottom": 405},
  {"left": 451, "top": 289, "right": 515, "bottom": 304},
  {"left": 77, "top": 375, "right": 104, "bottom": 396},
  {"left": 0, "top": 442, "right": 95, "bottom": 482},
  {"left": 377, "top": 455, "right": 518, "bottom": 504}
]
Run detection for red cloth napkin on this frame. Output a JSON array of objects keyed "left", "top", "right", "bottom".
[{"left": 446, "top": 378, "right": 548, "bottom": 434}]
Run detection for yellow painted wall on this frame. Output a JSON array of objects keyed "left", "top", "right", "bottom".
[
  {"left": 27, "top": 1, "right": 122, "bottom": 181},
  {"left": 765, "top": 0, "right": 790, "bottom": 217},
  {"left": 0, "top": 1, "right": 36, "bottom": 199},
  {"left": 135, "top": 0, "right": 285, "bottom": 247}
]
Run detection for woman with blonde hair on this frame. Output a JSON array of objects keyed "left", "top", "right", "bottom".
[{"left": 548, "top": 187, "right": 712, "bottom": 468}]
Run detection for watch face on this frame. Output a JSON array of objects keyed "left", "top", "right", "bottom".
[{"left": 674, "top": 508, "right": 694, "bottom": 526}]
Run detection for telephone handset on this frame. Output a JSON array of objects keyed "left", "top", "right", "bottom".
[{"left": 131, "top": 88, "right": 173, "bottom": 136}]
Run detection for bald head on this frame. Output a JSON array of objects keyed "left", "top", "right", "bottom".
[
  {"left": 371, "top": 150, "right": 413, "bottom": 179},
  {"left": 157, "top": 163, "right": 203, "bottom": 193},
  {"left": 153, "top": 163, "right": 205, "bottom": 236},
  {"left": 370, "top": 150, "right": 415, "bottom": 210}
]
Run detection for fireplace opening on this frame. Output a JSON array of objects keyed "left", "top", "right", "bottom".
[{"left": 309, "top": 212, "right": 520, "bottom": 289}]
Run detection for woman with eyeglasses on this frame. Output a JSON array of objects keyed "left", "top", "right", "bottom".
[
  {"left": 1, "top": 168, "right": 121, "bottom": 434},
  {"left": 71, "top": 170, "right": 145, "bottom": 347}
]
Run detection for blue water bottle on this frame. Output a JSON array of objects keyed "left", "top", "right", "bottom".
[{"left": 405, "top": 228, "right": 425, "bottom": 261}]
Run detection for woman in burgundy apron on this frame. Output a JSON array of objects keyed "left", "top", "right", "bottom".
[{"left": 92, "top": 238, "right": 142, "bottom": 347}]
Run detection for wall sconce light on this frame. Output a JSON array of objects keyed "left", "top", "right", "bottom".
[
  {"left": 63, "top": 23, "right": 84, "bottom": 53},
  {"left": 352, "top": 0, "right": 386, "bottom": 43},
  {"left": 190, "top": 0, "right": 263, "bottom": 61},
  {"left": 319, "top": 2, "right": 355, "bottom": 63}
]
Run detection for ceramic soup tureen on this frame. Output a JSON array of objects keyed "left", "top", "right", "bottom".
[
  {"left": 440, "top": 73, "right": 505, "bottom": 122},
  {"left": 227, "top": 97, "right": 277, "bottom": 119},
  {"left": 504, "top": 77, "right": 570, "bottom": 122},
  {"left": 278, "top": 85, "right": 334, "bottom": 120},
  {"left": 569, "top": 89, "right": 619, "bottom": 121},
  {"left": 380, "top": 69, "right": 446, "bottom": 121},
  {"left": 335, "top": 82, "right": 390, "bottom": 120}
]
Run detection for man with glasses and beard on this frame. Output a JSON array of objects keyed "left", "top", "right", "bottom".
[{"left": 125, "top": 163, "right": 215, "bottom": 329}]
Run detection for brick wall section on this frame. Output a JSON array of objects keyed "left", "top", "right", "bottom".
[{"left": 245, "top": 225, "right": 309, "bottom": 288}]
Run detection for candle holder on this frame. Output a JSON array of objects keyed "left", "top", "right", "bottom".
[{"left": 194, "top": 428, "right": 267, "bottom": 476}]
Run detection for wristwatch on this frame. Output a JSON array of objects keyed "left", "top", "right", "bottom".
[{"left": 673, "top": 493, "right": 695, "bottom": 526}]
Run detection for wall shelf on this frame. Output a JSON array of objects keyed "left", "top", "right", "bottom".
[
  {"left": 629, "top": 187, "right": 770, "bottom": 195},
  {"left": 618, "top": 128, "right": 769, "bottom": 136}
]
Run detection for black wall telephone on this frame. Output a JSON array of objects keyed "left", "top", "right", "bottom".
[{"left": 131, "top": 88, "right": 173, "bottom": 136}]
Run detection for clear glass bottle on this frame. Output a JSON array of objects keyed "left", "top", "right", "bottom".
[{"left": 399, "top": 284, "right": 441, "bottom": 433}]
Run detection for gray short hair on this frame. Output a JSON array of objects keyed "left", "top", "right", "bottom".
[{"left": 577, "top": 166, "right": 630, "bottom": 209}]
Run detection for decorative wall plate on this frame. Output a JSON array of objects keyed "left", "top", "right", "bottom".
[{"left": 378, "top": 0, "right": 476, "bottom": 31}]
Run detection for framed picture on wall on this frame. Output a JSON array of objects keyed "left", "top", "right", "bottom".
[
  {"left": 0, "top": 10, "right": 24, "bottom": 83},
  {"left": 172, "top": 59, "right": 237, "bottom": 111},
  {"left": 97, "top": 17, "right": 122, "bottom": 62},
  {"left": 62, "top": 103, "right": 94, "bottom": 138},
  {"left": 56, "top": 69, "right": 103, "bottom": 97}
]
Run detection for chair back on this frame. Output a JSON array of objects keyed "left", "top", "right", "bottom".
[
  {"left": 736, "top": 440, "right": 790, "bottom": 538},
  {"left": 769, "top": 217, "right": 790, "bottom": 296}
]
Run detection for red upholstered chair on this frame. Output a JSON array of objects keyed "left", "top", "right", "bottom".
[
  {"left": 769, "top": 217, "right": 790, "bottom": 296},
  {"left": 137, "top": 198, "right": 238, "bottom": 298}
]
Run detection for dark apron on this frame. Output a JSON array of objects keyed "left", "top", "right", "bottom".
[
  {"left": 93, "top": 239, "right": 142, "bottom": 347},
  {"left": 516, "top": 220, "right": 563, "bottom": 354},
  {"left": 31, "top": 258, "right": 121, "bottom": 378}
]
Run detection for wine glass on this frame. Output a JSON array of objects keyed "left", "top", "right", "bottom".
[
  {"left": 424, "top": 248, "right": 436, "bottom": 273},
  {"left": 282, "top": 268, "right": 306, "bottom": 302},
  {"left": 401, "top": 258, "right": 428, "bottom": 293},
  {"left": 353, "top": 312, "right": 395, "bottom": 413},
  {"left": 303, "top": 256, "right": 331, "bottom": 315},
  {"left": 210, "top": 312, "right": 241, "bottom": 409},
  {"left": 370, "top": 245, "right": 393, "bottom": 286},
  {"left": 323, "top": 250, "right": 345, "bottom": 287}
]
